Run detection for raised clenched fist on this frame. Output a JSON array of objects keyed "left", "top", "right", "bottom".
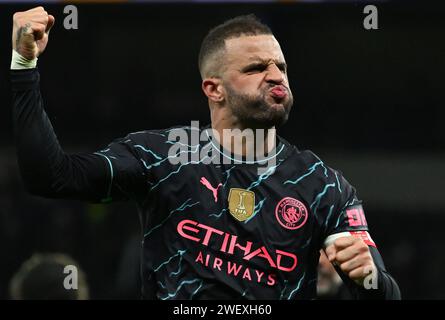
[
  {"left": 12, "top": 6, "right": 55, "bottom": 60},
  {"left": 325, "top": 236, "right": 376, "bottom": 285}
]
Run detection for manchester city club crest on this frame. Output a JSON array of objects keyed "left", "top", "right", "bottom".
[{"left": 275, "top": 197, "right": 308, "bottom": 230}]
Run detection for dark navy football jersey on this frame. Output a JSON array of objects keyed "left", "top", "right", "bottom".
[{"left": 94, "top": 126, "right": 371, "bottom": 300}]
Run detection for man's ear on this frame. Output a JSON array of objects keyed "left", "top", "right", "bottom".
[{"left": 202, "top": 78, "right": 225, "bottom": 103}]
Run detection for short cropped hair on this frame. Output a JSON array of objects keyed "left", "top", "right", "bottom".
[{"left": 198, "top": 14, "right": 273, "bottom": 79}]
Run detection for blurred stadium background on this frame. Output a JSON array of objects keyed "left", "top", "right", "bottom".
[{"left": 0, "top": 0, "right": 444, "bottom": 299}]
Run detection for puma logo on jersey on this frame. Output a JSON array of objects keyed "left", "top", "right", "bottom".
[{"left": 200, "top": 177, "right": 222, "bottom": 202}]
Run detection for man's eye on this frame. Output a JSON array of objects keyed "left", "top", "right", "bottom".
[
  {"left": 277, "top": 65, "right": 287, "bottom": 73},
  {"left": 245, "top": 65, "right": 266, "bottom": 73}
]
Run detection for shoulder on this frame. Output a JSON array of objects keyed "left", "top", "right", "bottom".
[
  {"left": 279, "top": 138, "right": 328, "bottom": 170},
  {"left": 280, "top": 140, "right": 343, "bottom": 184},
  {"left": 121, "top": 125, "right": 194, "bottom": 146},
  {"left": 117, "top": 125, "right": 205, "bottom": 159}
]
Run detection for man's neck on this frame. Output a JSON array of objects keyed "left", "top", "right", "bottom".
[{"left": 211, "top": 118, "right": 277, "bottom": 159}]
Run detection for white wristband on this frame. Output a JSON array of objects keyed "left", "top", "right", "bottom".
[
  {"left": 323, "top": 232, "right": 351, "bottom": 249},
  {"left": 11, "top": 49, "right": 37, "bottom": 70}
]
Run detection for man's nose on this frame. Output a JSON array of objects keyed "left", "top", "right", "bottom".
[{"left": 265, "top": 64, "right": 285, "bottom": 84}]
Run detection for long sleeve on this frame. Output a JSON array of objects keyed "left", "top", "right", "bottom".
[
  {"left": 11, "top": 68, "right": 111, "bottom": 202},
  {"left": 318, "top": 163, "right": 401, "bottom": 299},
  {"left": 336, "top": 246, "right": 401, "bottom": 300}
]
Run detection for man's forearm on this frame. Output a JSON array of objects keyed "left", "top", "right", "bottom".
[
  {"left": 12, "top": 68, "right": 63, "bottom": 195},
  {"left": 11, "top": 68, "right": 109, "bottom": 201},
  {"left": 339, "top": 246, "right": 401, "bottom": 300}
]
